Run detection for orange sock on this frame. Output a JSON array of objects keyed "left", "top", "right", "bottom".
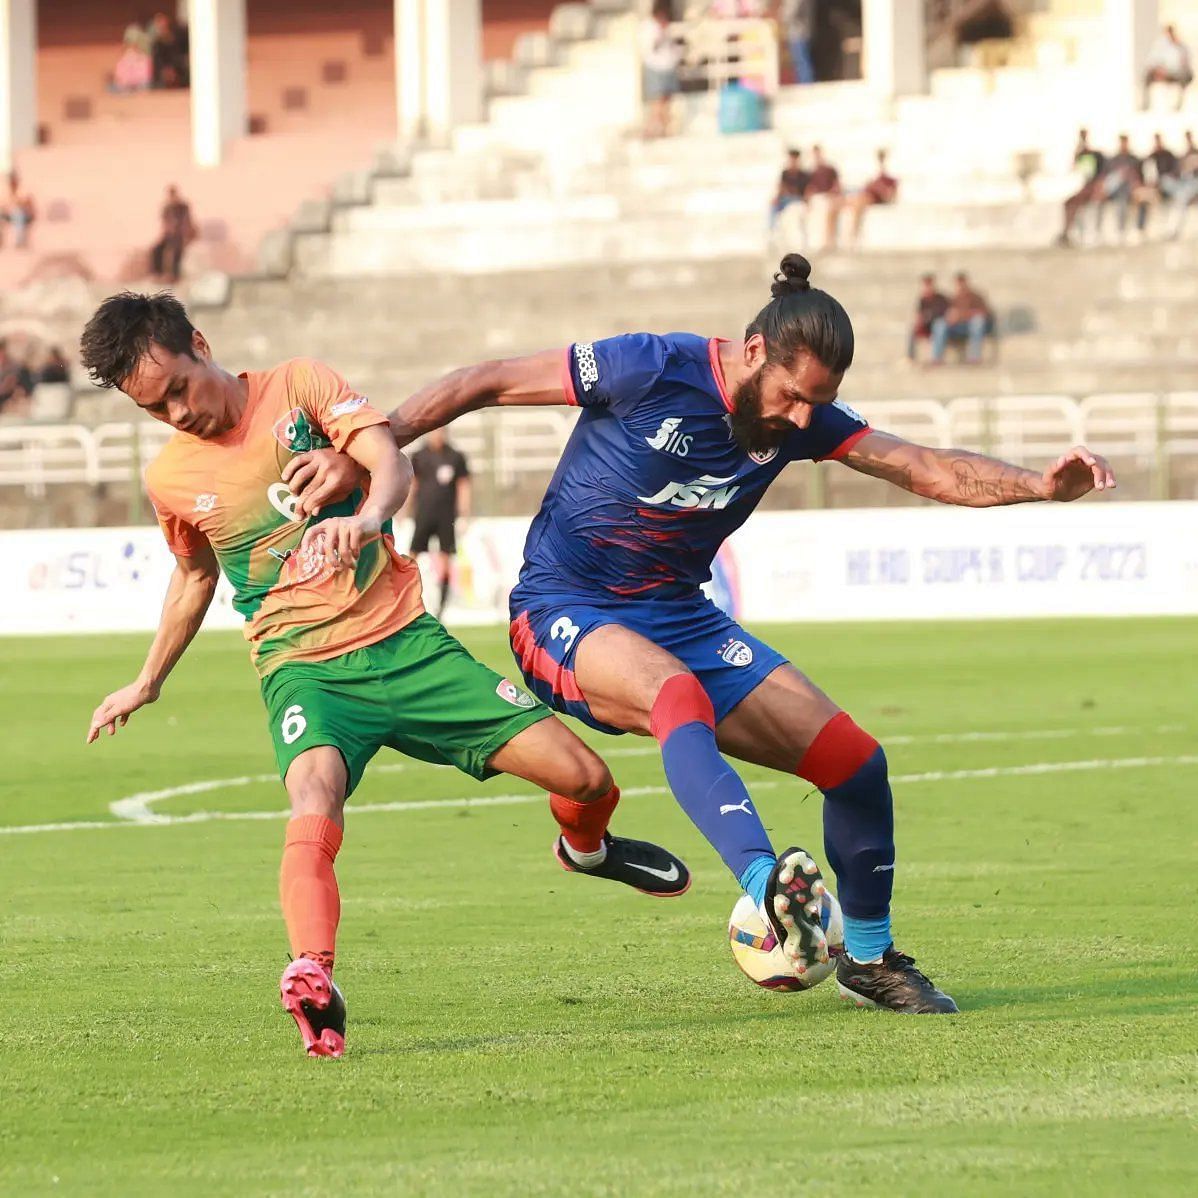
[
  {"left": 550, "top": 786, "right": 620, "bottom": 854},
  {"left": 279, "top": 814, "right": 343, "bottom": 974}
]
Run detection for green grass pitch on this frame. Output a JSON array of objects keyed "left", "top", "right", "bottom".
[{"left": 2, "top": 617, "right": 1196, "bottom": 1197}]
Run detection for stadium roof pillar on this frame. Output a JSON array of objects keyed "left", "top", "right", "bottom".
[
  {"left": 0, "top": 0, "right": 37, "bottom": 174},
  {"left": 422, "top": 0, "right": 482, "bottom": 144},
  {"left": 189, "top": 0, "right": 247, "bottom": 168},
  {"left": 862, "top": 0, "right": 926, "bottom": 99},
  {"left": 1107, "top": 0, "right": 1158, "bottom": 113},
  {"left": 396, "top": 0, "right": 426, "bottom": 140}
]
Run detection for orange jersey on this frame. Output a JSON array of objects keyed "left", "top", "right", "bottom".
[{"left": 144, "top": 358, "right": 424, "bottom": 677}]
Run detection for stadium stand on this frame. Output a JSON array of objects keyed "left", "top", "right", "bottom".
[{"left": 3, "top": 0, "right": 1198, "bottom": 528}]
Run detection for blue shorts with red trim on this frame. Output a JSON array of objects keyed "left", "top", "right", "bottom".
[{"left": 508, "top": 591, "right": 786, "bottom": 735}]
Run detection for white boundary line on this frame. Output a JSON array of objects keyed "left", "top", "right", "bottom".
[{"left": 2, "top": 752, "right": 1196, "bottom": 837}]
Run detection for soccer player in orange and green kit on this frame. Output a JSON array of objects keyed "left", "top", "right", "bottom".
[{"left": 80, "top": 293, "right": 690, "bottom": 1058}]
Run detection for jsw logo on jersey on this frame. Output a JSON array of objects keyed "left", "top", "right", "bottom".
[
  {"left": 639, "top": 473, "right": 741, "bottom": 510},
  {"left": 646, "top": 416, "right": 692, "bottom": 458}
]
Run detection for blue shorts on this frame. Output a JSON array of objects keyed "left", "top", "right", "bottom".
[{"left": 508, "top": 591, "right": 786, "bottom": 735}]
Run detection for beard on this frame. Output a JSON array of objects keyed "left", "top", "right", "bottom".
[{"left": 728, "top": 372, "right": 787, "bottom": 456}]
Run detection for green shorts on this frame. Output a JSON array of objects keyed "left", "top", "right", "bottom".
[{"left": 260, "top": 614, "right": 552, "bottom": 796}]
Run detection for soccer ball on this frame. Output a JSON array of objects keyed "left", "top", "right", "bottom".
[{"left": 727, "top": 890, "right": 844, "bottom": 991}]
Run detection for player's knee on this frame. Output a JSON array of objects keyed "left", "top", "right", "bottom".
[
  {"left": 648, "top": 671, "right": 713, "bottom": 741},
  {"left": 797, "top": 711, "right": 888, "bottom": 792},
  {"left": 557, "top": 744, "right": 614, "bottom": 803},
  {"left": 285, "top": 749, "right": 348, "bottom": 819}
]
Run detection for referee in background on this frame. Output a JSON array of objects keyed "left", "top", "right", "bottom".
[{"left": 408, "top": 428, "right": 471, "bottom": 618}]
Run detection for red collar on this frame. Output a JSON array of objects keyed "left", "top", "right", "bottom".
[{"left": 707, "top": 338, "right": 734, "bottom": 412}]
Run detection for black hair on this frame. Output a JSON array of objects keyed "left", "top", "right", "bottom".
[
  {"left": 744, "top": 254, "right": 854, "bottom": 373},
  {"left": 79, "top": 291, "right": 197, "bottom": 390}
]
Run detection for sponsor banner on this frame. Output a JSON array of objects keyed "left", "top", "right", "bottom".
[
  {"left": 1, "top": 502, "right": 1195, "bottom": 636},
  {"left": 718, "top": 501, "right": 1198, "bottom": 622}
]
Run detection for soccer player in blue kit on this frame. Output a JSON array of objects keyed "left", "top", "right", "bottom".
[{"left": 287, "top": 254, "right": 1117, "bottom": 1013}]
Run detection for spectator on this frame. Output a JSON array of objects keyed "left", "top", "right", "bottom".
[
  {"left": 640, "top": 1, "right": 682, "bottom": 139},
  {"left": 769, "top": 147, "right": 809, "bottom": 229},
  {"left": 780, "top": 0, "right": 815, "bottom": 86},
  {"left": 832, "top": 148, "right": 899, "bottom": 248},
  {"left": 409, "top": 428, "right": 472, "bottom": 619},
  {"left": 908, "top": 273, "right": 948, "bottom": 363},
  {"left": 1164, "top": 129, "right": 1198, "bottom": 239},
  {"left": 150, "top": 184, "right": 197, "bottom": 283},
  {"left": 1144, "top": 24, "right": 1192, "bottom": 111},
  {"left": 1096, "top": 134, "right": 1143, "bottom": 241},
  {"left": 112, "top": 16, "right": 154, "bottom": 92},
  {"left": 150, "top": 12, "right": 189, "bottom": 89},
  {"left": 38, "top": 346, "right": 71, "bottom": 386},
  {"left": 1, "top": 172, "right": 36, "bottom": 249},
  {"left": 0, "top": 340, "right": 34, "bottom": 415},
  {"left": 1058, "top": 128, "right": 1106, "bottom": 246},
  {"left": 1132, "top": 132, "right": 1179, "bottom": 237},
  {"left": 804, "top": 143, "right": 841, "bottom": 246},
  {"left": 123, "top": 13, "right": 153, "bottom": 55},
  {"left": 931, "top": 272, "right": 995, "bottom": 366},
  {"left": 32, "top": 345, "right": 73, "bottom": 420}
]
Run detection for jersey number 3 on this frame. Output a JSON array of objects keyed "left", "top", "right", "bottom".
[{"left": 550, "top": 616, "right": 580, "bottom": 654}]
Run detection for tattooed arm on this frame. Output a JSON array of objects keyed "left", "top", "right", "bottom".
[{"left": 840, "top": 430, "right": 1117, "bottom": 507}]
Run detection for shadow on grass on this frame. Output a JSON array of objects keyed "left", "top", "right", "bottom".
[{"left": 946, "top": 971, "right": 1194, "bottom": 1015}]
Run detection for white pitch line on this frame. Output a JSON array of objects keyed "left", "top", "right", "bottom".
[
  {"left": 2, "top": 754, "right": 1196, "bottom": 837},
  {"left": 106, "top": 723, "right": 1189, "bottom": 823}
]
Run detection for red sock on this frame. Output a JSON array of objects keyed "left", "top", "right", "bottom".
[
  {"left": 279, "top": 814, "right": 342, "bottom": 974},
  {"left": 550, "top": 786, "right": 620, "bottom": 854}
]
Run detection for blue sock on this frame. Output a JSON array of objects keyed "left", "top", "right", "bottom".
[
  {"left": 842, "top": 914, "right": 892, "bottom": 963},
  {"left": 652, "top": 676, "right": 775, "bottom": 884},
  {"left": 819, "top": 744, "right": 896, "bottom": 959},
  {"left": 737, "top": 852, "right": 776, "bottom": 908}
]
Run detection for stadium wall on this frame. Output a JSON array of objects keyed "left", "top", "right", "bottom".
[{"left": 4, "top": 502, "right": 1196, "bottom": 636}]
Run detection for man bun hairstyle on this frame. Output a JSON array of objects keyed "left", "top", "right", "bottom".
[
  {"left": 80, "top": 291, "right": 198, "bottom": 391},
  {"left": 746, "top": 253, "right": 854, "bottom": 373}
]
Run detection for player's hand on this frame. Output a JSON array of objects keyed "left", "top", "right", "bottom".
[
  {"left": 282, "top": 450, "right": 364, "bottom": 518},
  {"left": 300, "top": 514, "right": 381, "bottom": 571},
  {"left": 1042, "top": 447, "right": 1117, "bottom": 502},
  {"left": 86, "top": 680, "right": 159, "bottom": 744}
]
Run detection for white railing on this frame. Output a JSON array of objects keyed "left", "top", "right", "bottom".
[
  {"left": 666, "top": 18, "right": 781, "bottom": 97},
  {"left": 2, "top": 394, "right": 1196, "bottom": 499}
]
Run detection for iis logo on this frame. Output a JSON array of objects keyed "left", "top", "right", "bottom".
[
  {"left": 718, "top": 638, "right": 754, "bottom": 667},
  {"left": 273, "top": 408, "right": 332, "bottom": 454},
  {"left": 646, "top": 416, "right": 692, "bottom": 458}
]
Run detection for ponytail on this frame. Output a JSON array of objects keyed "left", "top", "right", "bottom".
[{"left": 747, "top": 254, "right": 854, "bottom": 372}]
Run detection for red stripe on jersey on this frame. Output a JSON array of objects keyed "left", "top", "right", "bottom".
[
  {"left": 707, "top": 338, "right": 733, "bottom": 412},
  {"left": 561, "top": 346, "right": 579, "bottom": 407},
  {"left": 796, "top": 712, "right": 880, "bottom": 789},
  {"left": 817, "top": 425, "right": 872, "bottom": 462},
  {"left": 509, "top": 611, "right": 585, "bottom": 702}
]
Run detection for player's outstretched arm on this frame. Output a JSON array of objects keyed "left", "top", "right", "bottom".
[
  {"left": 840, "top": 430, "right": 1116, "bottom": 507},
  {"left": 86, "top": 544, "right": 220, "bottom": 743},
  {"left": 282, "top": 351, "right": 565, "bottom": 514},
  {"left": 298, "top": 425, "right": 413, "bottom": 570},
  {"left": 388, "top": 349, "right": 567, "bottom": 448}
]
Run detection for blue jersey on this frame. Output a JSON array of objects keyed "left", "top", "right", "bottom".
[{"left": 511, "top": 333, "right": 870, "bottom": 603}]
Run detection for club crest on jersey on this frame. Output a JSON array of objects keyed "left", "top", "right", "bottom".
[
  {"left": 273, "top": 408, "right": 332, "bottom": 454},
  {"left": 639, "top": 473, "right": 740, "bottom": 510},
  {"left": 496, "top": 679, "right": 537, "bottom": 709},
  {"left": 718, "top": 638, "right": 754, "bottom": 667}
]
